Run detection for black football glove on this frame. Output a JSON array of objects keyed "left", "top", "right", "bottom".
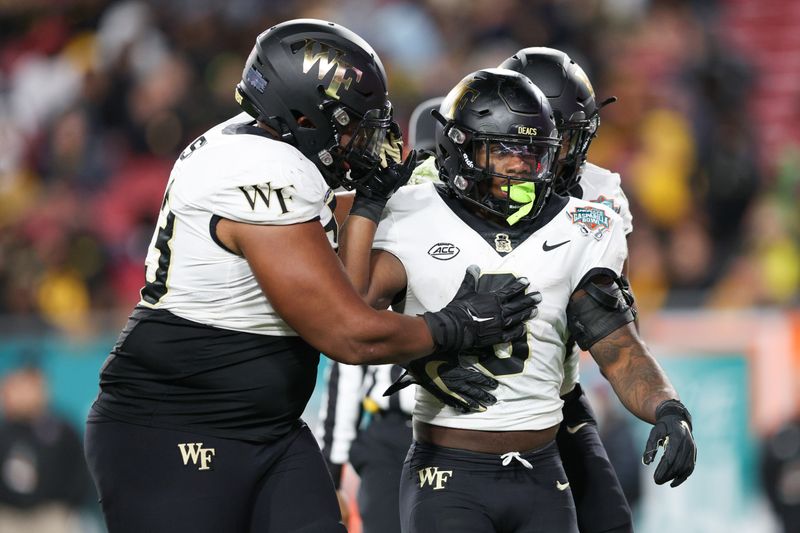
[
  {"left": 350, "top": 148, "right": 417, "bottom": 223},
  {"left": 423, "top": 265, "right": 541, "bottom": 355},
  {"left": 384, "top": 357, "right": 499, "bottom": 413},
  {"left": 642, "top": 399, "right": 697, "bottom": 487}
]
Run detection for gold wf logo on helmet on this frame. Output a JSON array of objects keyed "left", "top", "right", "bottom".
[
  {"left": 301, "top": 40, "right": 363, "bottom": 99},
  {"left": 442, "top": 86, "right": 479, "bottom": 120}
]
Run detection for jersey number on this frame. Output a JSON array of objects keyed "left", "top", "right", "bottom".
[
  {"left": 142, "top": 137, "right": 208, "bottom": 304},
  {"left": 179, "top": 135, "right": 207, "bottom": 160},
  {"left": 474, "top": 273, "right": 532, "bottom": 377},
  {"left": 141, "top": 182, "right": 176, "bottom": 305}
]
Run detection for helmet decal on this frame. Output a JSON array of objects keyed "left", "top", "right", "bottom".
[
  {"left": 246, "top": 67, "right": 268, "bottom": 93},
  {"left": 516, "top": 126, "right": 538, "bottom": 136},
  {"left": 442, "top": 85, "right": 479, "bottom": 120},
  {"left": 572, "top": 63, "right": 595, "bottom": 99},
  {"left": 300, "top": 39, "right": 363, "bottom": 99}
]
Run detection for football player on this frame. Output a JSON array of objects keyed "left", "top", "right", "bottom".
[
  {"left": 401, "top": 49, "right": 641, "bottom": 532},
  {"left": 500, "top": 47, "right": 638, "bottom": 533},
  {"left": 318, "top": 57, "right": 632, "bottom": 530},
  {"left": 83, "top": 20, "right": 536, "bottom": 533},
  {"left": 340, "top": 69, "right": 697, "bottom": 532}
]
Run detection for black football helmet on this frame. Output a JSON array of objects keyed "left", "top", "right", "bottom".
[
  {"left": 500, "top": 47, "right": 612, "bottom": 195},
  {"left": 434, "top": 68, "right": 560, "bottom": 224},
  {"left": 235, "top": 19, "right": 391, "bottom": 189}
]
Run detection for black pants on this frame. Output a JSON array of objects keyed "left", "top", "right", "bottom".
[
  {"left": 399, "top": 440, "right": 578, "bottom": 533},
  {"left": 348, "top": 411, "right": 413, "bottom": 533},
  {"left": 84, "top": 409, "right": 344, "bottom": 533},
  {"left": 558, "top": 385, "right": 634, "bottom": 533}
]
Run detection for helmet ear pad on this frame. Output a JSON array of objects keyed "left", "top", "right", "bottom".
[
  {"left": 434, "top": 68, "right": 561, "bottom": 225},
  {"left": 235, "top": 19, "right": 391, "bottom": 189}
]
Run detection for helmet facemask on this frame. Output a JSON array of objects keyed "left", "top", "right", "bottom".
[
  {"left": 552, "top": 112, "right": 599, "bottom": 196},
  {"left": 443, "top": 122, "right": 559, "bottom": 225},
  {"left": 319, "top": 101, "right": 393, "bottom": 190}
]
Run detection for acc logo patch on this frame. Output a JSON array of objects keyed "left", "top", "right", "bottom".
[
  {"left": 428, "top": 243, "right": 460, "bottom": 260},
  {"left": 569, "top": 206, "right": 610, "bottom": 240}
]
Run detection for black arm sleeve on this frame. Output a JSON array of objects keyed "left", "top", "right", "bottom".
[{"left": 566, "top": 276, "right": 636, "bottom": 350}]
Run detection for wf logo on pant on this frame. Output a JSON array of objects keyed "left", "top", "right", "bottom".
[
  {"left": 178, "top": 443, "right": 216, "bottom": 471},
  {"left": 418, "top": 467, "right": 453, "bottom": 490}
]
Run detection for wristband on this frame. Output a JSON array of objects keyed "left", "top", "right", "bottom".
[
  {"left": 655, "top": 398, "right": 692, "bottom": 430},
  {"left": 349, "top": 194, "right": 387, "bottom": 224}
]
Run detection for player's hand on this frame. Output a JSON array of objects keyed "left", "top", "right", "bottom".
[
  {"left": 379, "top": 120, "right": 403, "bottom": 168},
  {"left": 384, "top": 356, "right": 499, "bottom": 413},
  {"left": 642, "top": 399, "right": 697, "bottom": 487},
  {"left": 358, "top": 147, "right": 417, "bottom": 200},
  {"left": 423, "top": 265, "right": 541, "bottom": 354},
  {"left": 350, "top": 148, "right": 417, "bottom": 223}
]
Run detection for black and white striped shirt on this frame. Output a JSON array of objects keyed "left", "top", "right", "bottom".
[{"left": 314, "top": 362, "right": 415, "bottom": 486}]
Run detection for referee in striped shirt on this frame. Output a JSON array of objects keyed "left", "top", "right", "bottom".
[{"left": 316, "top": 362, "right": 414, "bottom": 533}]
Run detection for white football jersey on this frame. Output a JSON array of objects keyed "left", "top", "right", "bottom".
[
  {"left": 578, "top": 162, "right": 633, "bottom": 236},
  {"left": 138, "top": 112, "right": 335, "bottom": 336},
  {"left": 560, "top": 162, "right": 633, "bottom": 395},
  {"left": 373, "top": 183, "right": 627, "bottom": 431},
  {"left": 407, "top": 160, "right": 633, "bottom": 397}
]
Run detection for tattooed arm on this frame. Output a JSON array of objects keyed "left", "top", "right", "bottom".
[
  {"left": 569, "top": 275, "right": 676, "bottom": 422},
  {"left": 569, "top": 278, "right": 697, "bottom": 487},
  {"left": 586, "top": 322, "right": 675, "bottom": 424}
]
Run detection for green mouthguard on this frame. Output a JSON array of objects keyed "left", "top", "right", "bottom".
[{"left": 503, "top": 182, "right": 536, "bottom": 225}]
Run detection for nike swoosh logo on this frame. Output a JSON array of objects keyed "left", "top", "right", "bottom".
[
  {"left": 542, "top": 240, "right": 570, "bottom": 252},
  {"left": 467, "top": 309, "right": 493, "bottom": 323},
  {"left": 565, "top": 422, "right": 588, "bottom": 434},
  {"left": 556, "top": 480, "right": 570, "bottom": 491}
]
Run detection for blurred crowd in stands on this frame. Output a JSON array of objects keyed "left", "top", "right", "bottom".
[{"left": 1, "top": 0, "right": 798, "bottom": 335}]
